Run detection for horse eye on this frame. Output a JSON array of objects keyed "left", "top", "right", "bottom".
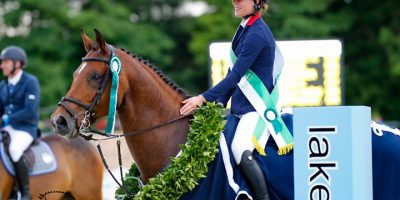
[{"left": 91, "top": 73, "right": 102, "bottom": 81}]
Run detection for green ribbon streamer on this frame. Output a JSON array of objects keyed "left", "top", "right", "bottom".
[{"left": 105, "top": 55, "right": 122, "bottom": 134}]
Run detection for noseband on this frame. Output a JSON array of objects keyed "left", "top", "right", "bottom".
[{"left": 58, "top": 45, "right": 115, "bottom": 131}]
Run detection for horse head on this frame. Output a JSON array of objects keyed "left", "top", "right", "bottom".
[{"left": 51, "top": 30, "right": 127, "bottom": 137}]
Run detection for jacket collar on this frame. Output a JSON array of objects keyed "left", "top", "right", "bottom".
[
  {"left": 8, "top": 70, "right": 23, "bottom": 85},
  {"left": 246, "top": 12, "right": 261, "bottom": 26}
]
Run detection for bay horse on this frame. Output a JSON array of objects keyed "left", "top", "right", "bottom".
[
  {"left": 0, "top": 134, "right": 103, "bottom": 200},
  {"left": 51, "top": 29, "right": 190, "bottom": 182}
]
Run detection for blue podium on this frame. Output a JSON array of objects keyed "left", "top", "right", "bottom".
[{"left": 293, "top": 106, "right": 372, "bottom": 200}]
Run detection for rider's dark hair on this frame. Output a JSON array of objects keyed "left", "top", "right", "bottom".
[{"left": 259, "top": 0, "right": 270, "bottom": 11}]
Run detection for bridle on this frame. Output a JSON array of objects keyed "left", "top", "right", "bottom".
[{"left": 58, "top": 45, "right": 114, "bottom": 132}]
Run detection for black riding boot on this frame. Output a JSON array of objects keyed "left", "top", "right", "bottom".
[
  {"left": 14, "top": 157, "right": 31, "bottom": 200},
  {"left": 239, "top": 150, "right": 270, "bottom": 200}
]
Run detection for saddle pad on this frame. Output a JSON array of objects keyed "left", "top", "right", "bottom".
[{"left": 0, "top": 141, "right": 57, "bottom": 176}]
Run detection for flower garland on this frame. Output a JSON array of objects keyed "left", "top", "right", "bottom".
[{"left": 115, "top": 102, "right": 226, "bottom": 200}]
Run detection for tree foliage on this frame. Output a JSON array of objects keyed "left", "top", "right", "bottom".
[
  {"left": 0, "top": 0, "right": 399, "bottom": 121},
  {"left": 0, "top": 0, "right": 176, "bottom": 118}
]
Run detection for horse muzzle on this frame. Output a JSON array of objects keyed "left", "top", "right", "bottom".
[{"left": 51, "top": 112, "right": 79, "bottom": 138}]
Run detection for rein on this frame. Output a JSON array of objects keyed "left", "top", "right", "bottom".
[{"left": 80, "top": 114, "right": 190, "bottom": 141}]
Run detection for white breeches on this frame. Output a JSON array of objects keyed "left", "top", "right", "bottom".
[
  {"left": 231, "top": 112, "right": 260, "bottom": 165},
  {"left": 2, "top": 126, "right": 33, "bottom": 162}
]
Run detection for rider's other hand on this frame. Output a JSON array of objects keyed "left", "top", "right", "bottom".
[
  {"left": 1, "top": 115, "right": 8, "bottom": 127},
  {"left": 180, "top": 95, "right": 206, "bottom": 116}
]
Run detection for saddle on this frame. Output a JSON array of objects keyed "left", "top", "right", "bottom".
[{"left": 0, "top": 131, "right": 58, "bottom": 176}]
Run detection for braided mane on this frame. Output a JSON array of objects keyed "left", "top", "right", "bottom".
[{"left": 119, "top": 48, "right": 188, "bottom": 98}]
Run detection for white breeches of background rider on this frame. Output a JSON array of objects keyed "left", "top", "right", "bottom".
[
  {"left": 2, "top": 126, "right": 33, "bottom": 162},
  {"left": 231, "top": 111, "right": 270, "bottom": 165}
]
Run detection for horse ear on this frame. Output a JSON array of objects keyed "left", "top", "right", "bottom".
[
  {"left": 94, "top": 29, "right": 108, "bottom": 55},
  {"left": 80, "top": 29, "right": 95, "bottom": 53}
]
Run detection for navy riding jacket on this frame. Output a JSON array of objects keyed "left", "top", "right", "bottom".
[
  {"left": 202, "top": 13, "right": 276, "bottom": 115},
  {"left": 0, "top": 72, "right": 40, "bottom": 138}
]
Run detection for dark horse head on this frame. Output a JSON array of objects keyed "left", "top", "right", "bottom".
[{"left": 51, "top": 30, "right": 189, "bottom": 181}]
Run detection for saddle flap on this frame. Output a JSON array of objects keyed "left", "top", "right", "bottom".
[{"left": 0, "top": 139, "right": 58, "bottom": 176}]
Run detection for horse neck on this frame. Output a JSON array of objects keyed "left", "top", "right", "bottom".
[{"left": 117, "top": 58, "right": 189, "bottom": 182}]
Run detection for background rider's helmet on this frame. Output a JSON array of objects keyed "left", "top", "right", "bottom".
[{"left": 0, "top": 45, "right": 28, "bottom": 68}]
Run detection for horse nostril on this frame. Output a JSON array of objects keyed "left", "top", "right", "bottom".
[{"left": 55, "top": 116, "right": 69, "bottom": 133}]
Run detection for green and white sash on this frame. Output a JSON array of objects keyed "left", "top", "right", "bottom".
[{"left": 230, "top": 44, "right": 294, "bottom": 155}]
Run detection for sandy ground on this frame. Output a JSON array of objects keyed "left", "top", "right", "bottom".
[{"left": 88, "top": 137, "right": 135, "bottom": 200}]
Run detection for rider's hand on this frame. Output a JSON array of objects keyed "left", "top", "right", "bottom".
[
  {"left": 1, "top": 115, "right": 8, "bottom": 127},
  {"left": 180, "top": 95, "right": 206, "bottom": 116}
]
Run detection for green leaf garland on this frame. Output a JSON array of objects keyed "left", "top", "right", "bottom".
[{"left": 115, "top": 102, "right": 226, "bottom": 199}]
